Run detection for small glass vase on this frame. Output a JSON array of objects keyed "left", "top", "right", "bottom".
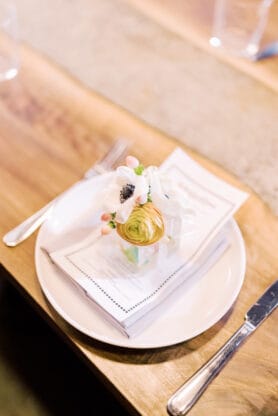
[{"left": 118, "top": 238, "right": 162, "bottom": 268}]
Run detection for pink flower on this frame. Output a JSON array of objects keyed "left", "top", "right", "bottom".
[
  {"left": 136, "top": 193, "right": 148, "bottom": 205},
  {"left": 101, "top": 225, "right": 112, "bottom": 235},
  {"left": 101, "top": 213, "right": 112, "bottom": 222},
  {"left": 126, "top": 155, "right": 139, "bottom": 169}
]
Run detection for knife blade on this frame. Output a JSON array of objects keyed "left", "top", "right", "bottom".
[{"left": 167, "top": 280, "right": 278, "bottom": 416}]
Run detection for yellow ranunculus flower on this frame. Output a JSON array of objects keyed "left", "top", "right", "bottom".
[{"left": 117, "top": 202, "right": 164, "bottom": 246}]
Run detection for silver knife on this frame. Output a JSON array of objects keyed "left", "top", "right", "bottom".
[{"left": 167, "top": 280, "right": 278, "bottom": 416}]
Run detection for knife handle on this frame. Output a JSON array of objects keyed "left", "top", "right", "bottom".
[{"left": 167, "top": 322, "right": 254, "bottom": 416}]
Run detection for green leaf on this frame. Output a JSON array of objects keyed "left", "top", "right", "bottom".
[
  {"left": 147, "top": 185, "right": 152, "bottom": 202},
  {"left": 108, "top": 220, "right": 116, "bottom": 229},
  {"left": 134, "top": 164, "right": 145, "bottom": 175}
]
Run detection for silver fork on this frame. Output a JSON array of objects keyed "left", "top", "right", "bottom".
[{"left": 3, "top": 139, "right": 128, "bottom": 247}]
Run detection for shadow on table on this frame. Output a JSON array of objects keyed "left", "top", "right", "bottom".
[
  {"left": 73, "top": 310, "right": 233, "bottom": 365},
  {"left": 42, "top": 281, "right": 234, "bottom": 366},
  {"left": 0, "top": 274, "right": 130, "bottom": 416}
]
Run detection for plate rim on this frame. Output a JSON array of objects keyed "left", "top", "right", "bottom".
[{"left": 35, "top": 176, "right": 246, "bottom": 349}]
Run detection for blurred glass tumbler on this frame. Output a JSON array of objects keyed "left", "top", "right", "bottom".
[
  {"left": 0, "top": 2, "right": 19, "bottom": 81},
  {"left": 210, "top": 0, "right": 274, "bottom": 59}
]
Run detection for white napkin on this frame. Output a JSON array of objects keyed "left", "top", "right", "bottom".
[{"left": 45, "top": 148, "right": 248, "bottom": 337}]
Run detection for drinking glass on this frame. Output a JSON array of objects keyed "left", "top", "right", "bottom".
[
  {"left": 210, "top": 0, "right": 274, "bottom": 59},
  {"left": 0, "top": 1, "right": 19, "bottom": 81}
]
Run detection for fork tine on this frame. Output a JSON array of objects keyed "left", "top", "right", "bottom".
[
  {"left": 84, "top": 139, "right": 129, "bottom": 178},
  {"left": 100, "top": 139, "right": 129, "bottom": 167}
]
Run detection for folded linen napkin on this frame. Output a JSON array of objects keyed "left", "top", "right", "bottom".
[{"left": 46, "top": 148, "right": 248, "bottom": 337}]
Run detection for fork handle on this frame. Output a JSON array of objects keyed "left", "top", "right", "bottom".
[
  {"left": 167, "top": 322, "right": 254, "bottom": 416},
  {"left": 3, "top": 139, "right": 128, "bottom": 247},
  {"left": 3, "top": 175, "right": 87, "bottom": 247},
  {"left": 3, "top": 200, "right": 56, "bottom": 247},
  {"left": 2, "top": 176, "right": 86, "bottom": 247}
]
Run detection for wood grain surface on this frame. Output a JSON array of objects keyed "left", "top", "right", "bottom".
[
  {"left": 0, "top": 43, "right": 277, "bottom": 416},
  {"left": 126, "top": 0, "right": 278, "bottom": 94}
]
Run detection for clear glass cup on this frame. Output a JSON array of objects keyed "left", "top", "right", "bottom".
[
  {"left": 0, "top": 1, "right": 19, "bottom": 81},
  {"left": 210, "top": 0, "right": 274, "bottom": 59}
]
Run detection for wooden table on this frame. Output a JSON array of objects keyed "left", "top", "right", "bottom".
[{"left": 0, "top": 43, "right": 277, "bottom": 416}]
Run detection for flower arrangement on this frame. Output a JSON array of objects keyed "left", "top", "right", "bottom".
[{"left": 99, "top": 155, "right": 190, "bottom": 265}]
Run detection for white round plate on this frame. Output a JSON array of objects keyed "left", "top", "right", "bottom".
[{"left": 35, "top": 173, "right": 246, "bottom": 349}]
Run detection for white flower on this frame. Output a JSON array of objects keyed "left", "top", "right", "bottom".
[
  {"left": 145, "top": 166, "right": 194, "bottom": 241},
  {"left": 102, "top": 166, "right": 149, "bottom": 223},
  {"left": 145, "top": 167, "right": 176, "bottom": 215},
  {"left": 101, "top": 162, "right": 194, "bottom": 243}
]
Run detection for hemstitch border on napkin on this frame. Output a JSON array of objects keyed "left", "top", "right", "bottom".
[{"left": 64, "top": 166, "right": 235, "bottom": 314}]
